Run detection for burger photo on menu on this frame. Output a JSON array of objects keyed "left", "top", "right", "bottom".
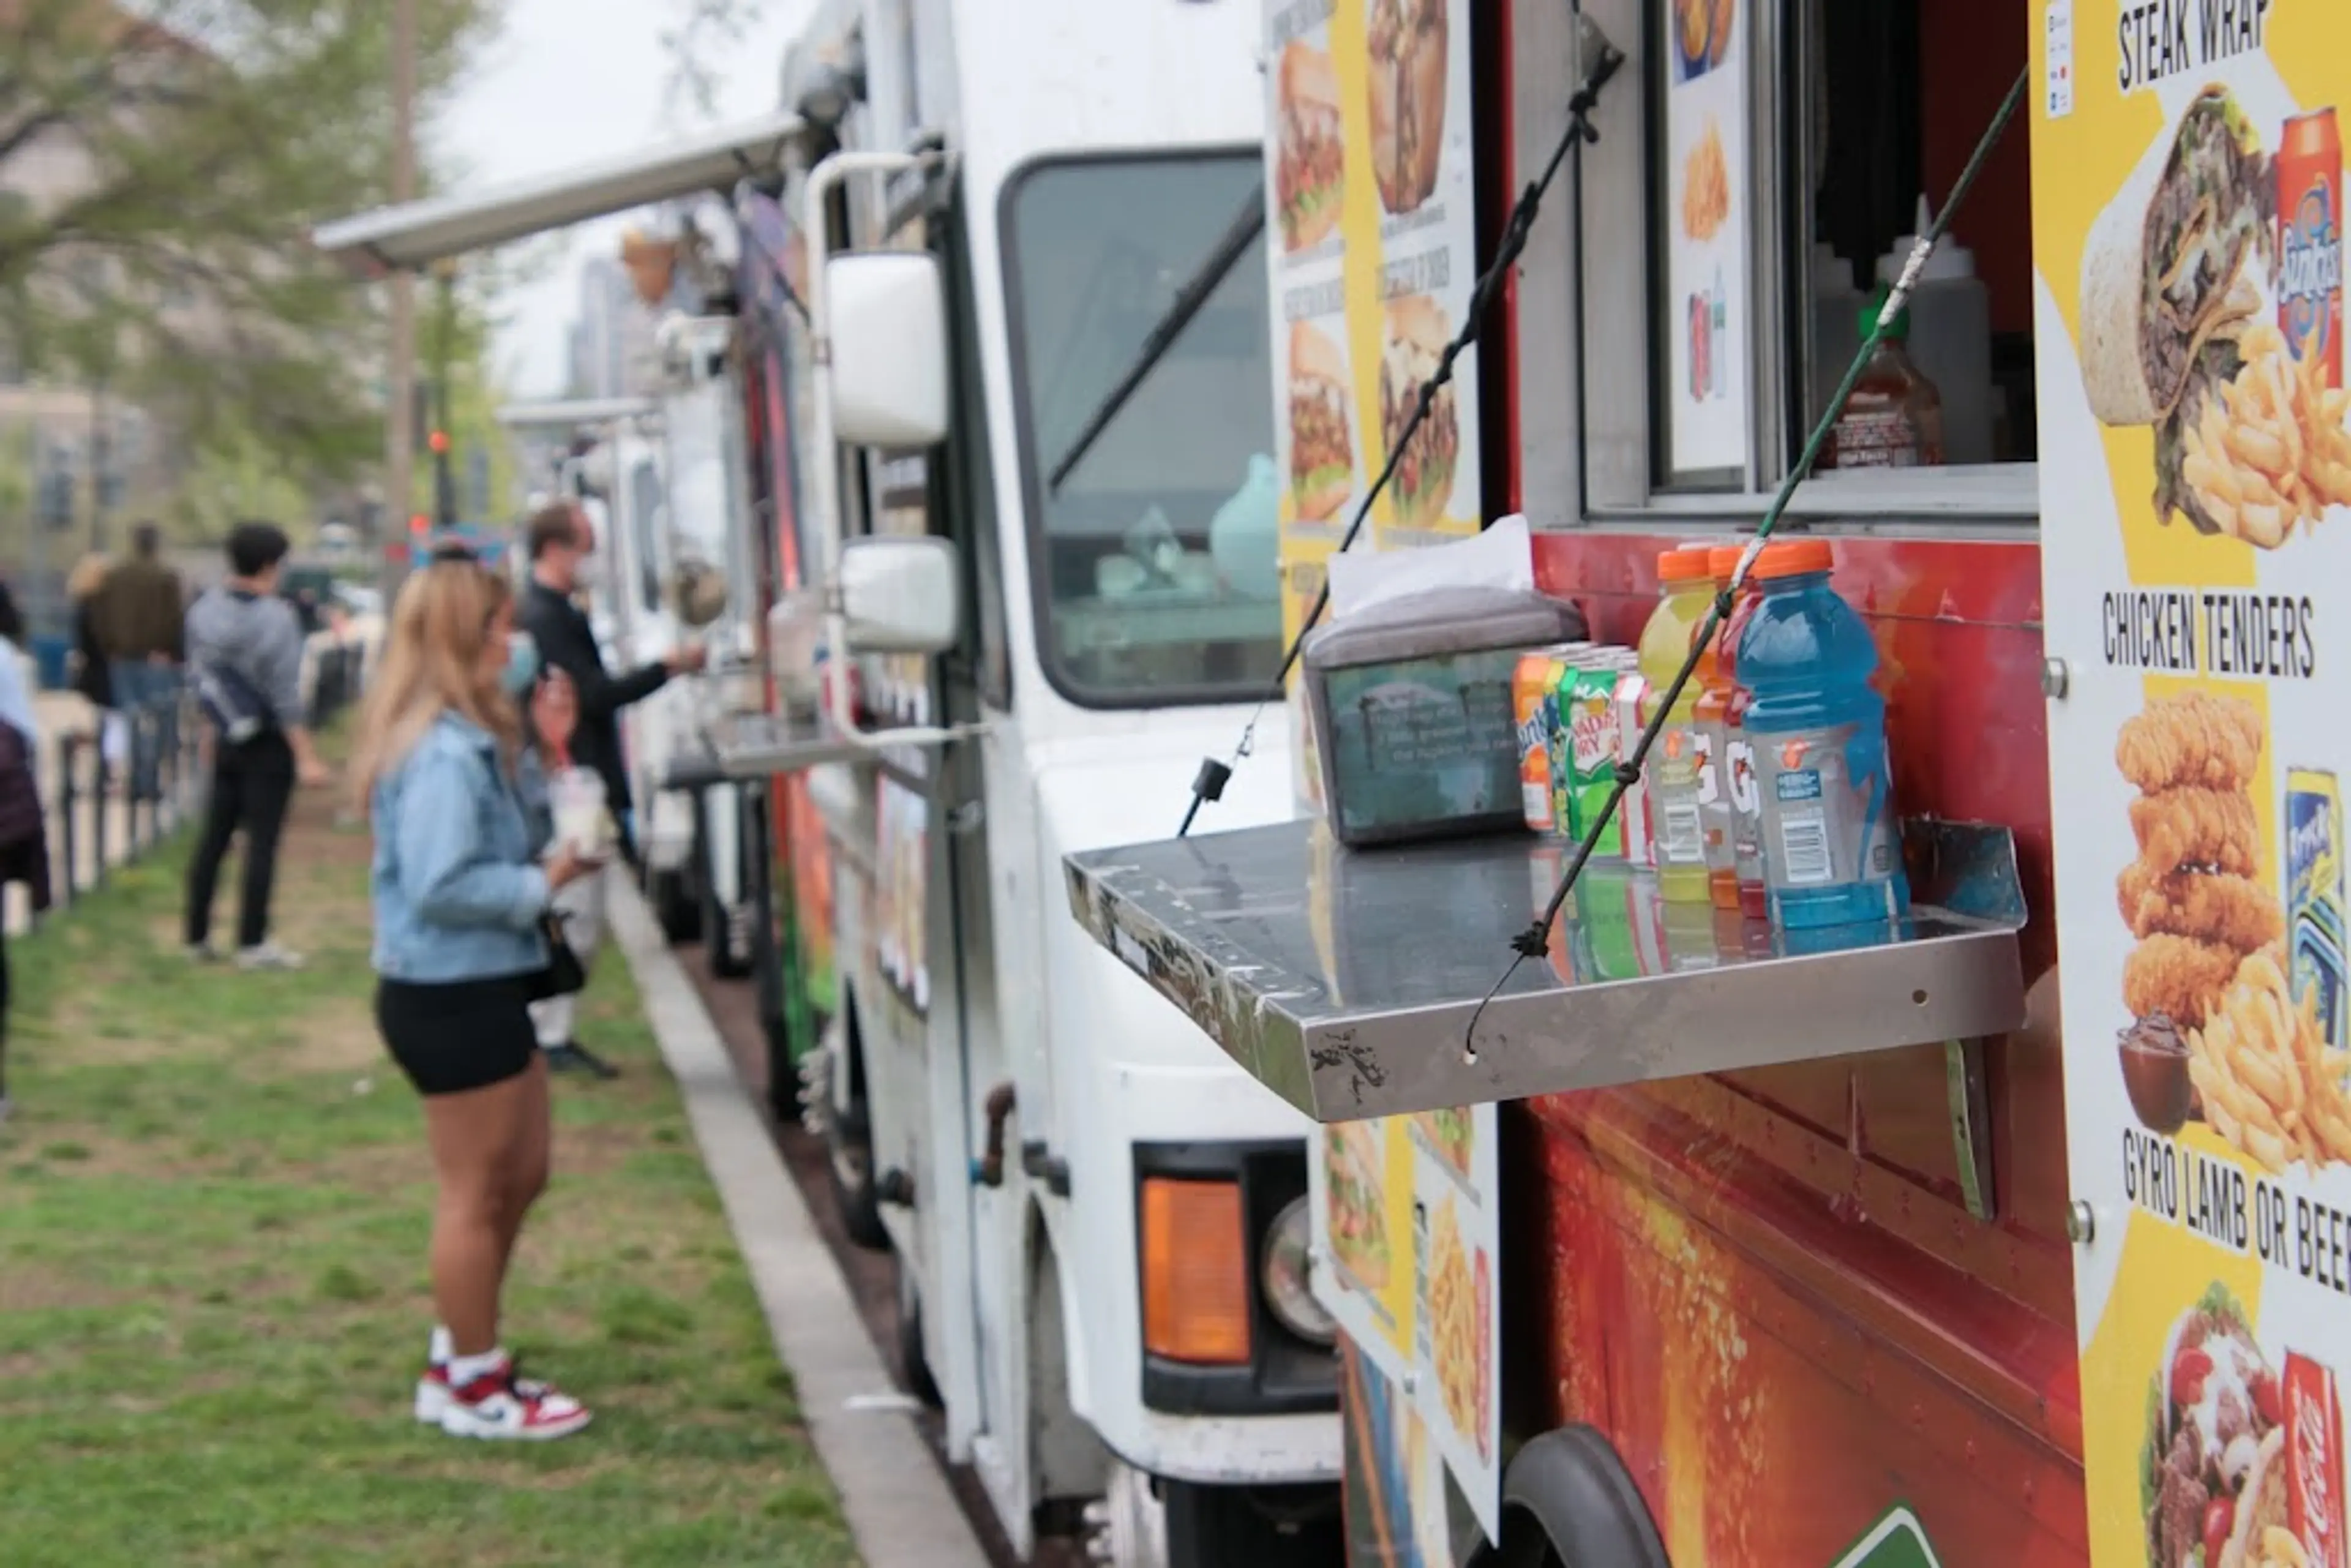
[
  {"left": 1323, "top": 1122, "right": 1390, "bottom": 1291},
  {"left": 1366, "top": 0, "right": 1446, "bottom": 216},
  {"left": 1287, "top": 320, "right": 1355, "bottom": 522},
  {"left": 1378, "top": 293, "right": 1460, "bottom": 531},
  {"left": 1275, "top": 40, "right": 1344, "bottom": 252}
]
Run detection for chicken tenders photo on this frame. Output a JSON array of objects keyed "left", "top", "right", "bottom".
[
  {"left": 2115, "top": 691, "right": 2264, "bottom": 793},
  {"left": 2116, "top": 862, "right": 2285, "bottom": 950},
  {"left": 2129, "top": 786, "right": 2262, "bottom": 877},
  {"left": 2124, "top": 933, "right": 2246, "bottom": 1029}
]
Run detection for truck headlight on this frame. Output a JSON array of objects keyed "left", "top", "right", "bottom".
[{"left": 1260, "top": 1196, "right": 1336, "bottom": 1346}]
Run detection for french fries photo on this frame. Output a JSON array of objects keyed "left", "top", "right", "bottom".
[
  {"left": 2177, "top": 322, "right": 2351, "bottom": 548},
  {"left": 2187, "top": 945, "right": 2351, "bottom": 1175}
]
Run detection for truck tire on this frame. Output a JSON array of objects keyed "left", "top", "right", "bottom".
[
  {"left": 1493, "top": 1425, "right": 1670, "bottom": 1568},
  {"left": 699, "top": 798, "right": 752, "bottom": 980},
  {"left": 1163, "top": 1480, "right": 1341, "bottom": 1568},
  {"left": 650, "top": 863, "right": 702, "bottom": 944},
  {"left": 895, "top": 1261, "right": 942, "bottom": 1408},
  {"left": 825, "top": 1100, "right": 889, "bottom": 1252}
]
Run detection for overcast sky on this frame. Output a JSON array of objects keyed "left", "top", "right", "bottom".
[{"left": 434, "top": 0, "right": 814, "bottom": 397}]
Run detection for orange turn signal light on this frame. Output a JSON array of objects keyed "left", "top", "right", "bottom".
[{"left": 1140, "top": 1177, "right": 1251, "bottom": 1365}]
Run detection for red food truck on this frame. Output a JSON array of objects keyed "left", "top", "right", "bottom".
[{"left": 1065, "top": 1, "right": 2351, "bottom": 1565}]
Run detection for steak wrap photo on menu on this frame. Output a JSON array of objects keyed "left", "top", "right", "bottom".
[
  {"left": 1378, "top": 294, "right": 1460, "bottom": 531},
  {"left": 1276, "top": 40, "right": 1344, "bottom": 252},
  {"left": 1324, "top": 1123, "right": 1390, "bottom": 1290},
  {"left": 1288, "top": 319, "right": 1355, "bottom": 522},
  {"left": 2140, "top": 1288, "right": 2295, "bottom": 1568},
  {"left": 1367, "top": 0, "right": 1446, "bottom": 216},
  {"left": 2080, "top": 85, "right": 2274, "bottom": 429}
]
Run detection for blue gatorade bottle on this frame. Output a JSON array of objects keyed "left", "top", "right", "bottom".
[{"left": 1736, "top": 540, "right": 1910, "bottom": 929}]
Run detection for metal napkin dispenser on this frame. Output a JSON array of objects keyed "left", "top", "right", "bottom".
[{"left": 1302, "top": 585, "right": 1586, "bottom": 847}]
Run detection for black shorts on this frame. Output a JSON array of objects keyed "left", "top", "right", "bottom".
[{"left": 376, "top": 973, "right": 539, "bottom": 1097}]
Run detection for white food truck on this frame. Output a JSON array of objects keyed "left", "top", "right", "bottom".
[{"left": 317, "top": 2, "right": 1340, "bottom": 1562}]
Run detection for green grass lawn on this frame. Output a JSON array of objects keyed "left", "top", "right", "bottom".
[{"left": 0, "top": 787, "right": 857, "bottom": 1567}]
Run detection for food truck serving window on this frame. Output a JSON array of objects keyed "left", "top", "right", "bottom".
[
  {"left": 1001, "top": 151, "right": 1285, "bottom": 708},
  {"left": 1569, "top": 0, "right": 2038, "bottom": 523}
]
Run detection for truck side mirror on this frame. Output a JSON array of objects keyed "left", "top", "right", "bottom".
[
  {"left": 838, "top": 535, "right": 961, "bottom": 655},
  {"left": 827, "top": 252, "right": 951, "bottom": 448}
]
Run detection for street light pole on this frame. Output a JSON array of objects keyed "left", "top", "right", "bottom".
[
  {"left": 432, "top": 259, "right": 458, "bottom": 532},
  {"left": 382, "top": 0, "right": 419, "bottom": 595}
]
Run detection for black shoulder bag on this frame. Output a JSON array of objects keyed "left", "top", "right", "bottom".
[{"left": 528, "top": 908, "right": 587, "bottom": 1002}]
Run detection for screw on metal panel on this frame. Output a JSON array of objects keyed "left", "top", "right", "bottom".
[
  {"left": 2065, "top": 1199, "right": 2095, "bottom": 1244},
  {"left": 1401, "top": 1370, "right": 1419, "bottom": 1396},
  {"left": 2040, "top": 657, "right": 2069, "bottom": 699}
]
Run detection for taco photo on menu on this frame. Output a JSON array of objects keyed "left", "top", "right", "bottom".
[
  {"left": 1288, "top": 320, "right": 1355, "bottom": 522},
  {"left": 1276, "top": 40, "right": 1345, "bottom": 252},
  {"left": 1367, "top": 0, "right": 1447, "bottom": 215},
  {"left": 2140, "top": 1285, "right": 2293, "bottom": 1568},
  {"left": 2080, "top": 84, "right": 2274, "bottom": 429},
  {"left": 1378, "top": 294, "right": 1461, "bottom": 531},
  {"left": 1323, "top": 1122, "right": 1390, "bottom": 1290}
]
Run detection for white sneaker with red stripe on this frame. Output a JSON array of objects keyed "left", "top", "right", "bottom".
[
  {"left": 435, "top": 1354, "right": 591, "bottom": 1441},
  {"left": 413, "top": 1360, "right": 560, "bottom": 1425}
]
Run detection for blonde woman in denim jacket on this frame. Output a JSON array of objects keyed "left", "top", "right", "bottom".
[{"left": 350, "top": 559, "right": 599, "bottom": 1441}]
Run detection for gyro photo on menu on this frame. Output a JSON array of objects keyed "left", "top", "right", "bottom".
[{"left": 1377, "top": 293, "right": 1460, "bottom": 530}]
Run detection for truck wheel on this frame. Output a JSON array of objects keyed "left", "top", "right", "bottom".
[
  {"left": 699, "top": 805, "right": 752, "bottom": 980},
  {"left": 1162, "top": 1479, "right": 1341, "bottom": 1568},
  {"left": 647, "top": 844, "right": 702, "bottom": 945},
  {"left": 825, "top": 1092, "right": 889, "bottom": 1251},
  {"left": 1493, "top": 1425, "right": 1669, "bottom": 1568},
  {"left": 895, "top": 1261, "right": 942, "bottom": 1408}
]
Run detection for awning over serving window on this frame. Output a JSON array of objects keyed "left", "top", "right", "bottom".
[{"left": 312, "top": 110, "right": 809, "bottom": 277}]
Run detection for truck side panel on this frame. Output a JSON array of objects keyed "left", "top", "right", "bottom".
[{"left": 1515, "top": 531, "right": 2081, "bottom": 1562}]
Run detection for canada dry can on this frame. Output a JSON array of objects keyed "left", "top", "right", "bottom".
[
  {"left": 1515, "top": 651, "right": 1562, "bottom": 833},
  {"left": 2281, "top": 108, "right": 2345, "bottom": 387},
  {"left": 2287, "top": 768, "right": 2348, "bottom": 1056}
]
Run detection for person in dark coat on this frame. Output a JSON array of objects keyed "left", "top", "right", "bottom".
[
  {"left": 66, "top": 553, "right": 121, "bottom": 779},
  {"left": 0, "top": 579, "right": 53, "bottom": 1125},
  {"left": 512, "top": 501, "right": 703, "bottom": 1081}
]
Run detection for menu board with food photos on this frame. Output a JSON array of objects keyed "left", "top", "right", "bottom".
[
  {"left": 2033, "top": 8, "right": 2351, "bottom": 1566},
  {"left": 1265, "top": 0, "right": 1485, "bottom": 817},
  {"left": 1662, "top": 0, "right": 1752, "bottom": 480},
  {"left": 1299, "top": 822, "right": 1503, "bottom": 1544}
]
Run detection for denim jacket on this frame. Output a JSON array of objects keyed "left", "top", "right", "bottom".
[{"left": 371, "top": 713, "right": 552, "bottom": 983}]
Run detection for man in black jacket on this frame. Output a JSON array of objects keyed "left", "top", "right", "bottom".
[{"left": 515, "top": 500, "right": 704, "bottom": 1078}]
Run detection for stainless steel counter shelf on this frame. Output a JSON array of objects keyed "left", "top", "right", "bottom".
[{"left": 1062, "top": 818, "right": 2027, "bottom": 1122}]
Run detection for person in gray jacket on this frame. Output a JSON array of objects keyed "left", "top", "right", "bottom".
[{"left": 183, "top": 522, "right": 329, "bottom": 968}]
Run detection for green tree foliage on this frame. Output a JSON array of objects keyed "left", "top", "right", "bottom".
[{"left": 0, "top": 0, "right": 502, "bottom": 493}]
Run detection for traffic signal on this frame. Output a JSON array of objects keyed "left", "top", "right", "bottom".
[
  {"left": 409, "top": 512, "right": 429, "bottom": 536},
  {"left": 427, "top": 429, "right": 449, "bottom": 455}
]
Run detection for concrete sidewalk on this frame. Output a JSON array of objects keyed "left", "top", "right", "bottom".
[{"left": 609, "top": 871, "right": 994, "bottom": 1568}]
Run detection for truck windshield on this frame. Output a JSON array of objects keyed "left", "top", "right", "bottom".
[{"left": 1003, "top": 153, "right": 1281, "bottom": 707}]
